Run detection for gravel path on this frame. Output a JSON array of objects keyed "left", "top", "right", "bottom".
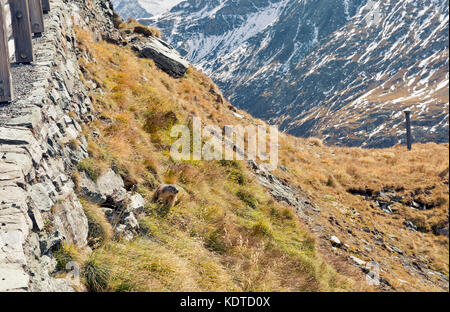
[{"left": 0, "top": 35, "right": 46, "bottom": 125}]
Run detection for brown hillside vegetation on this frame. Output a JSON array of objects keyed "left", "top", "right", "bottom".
[{"left": 71, "top": 26, "right": 448, "bottom": 292}]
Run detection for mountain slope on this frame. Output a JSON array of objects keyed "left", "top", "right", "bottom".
[
  {"left": 136, "top": 0, "right": 449, "bottom": 147},
  {"left": 111, "top": 0, "right": 184, "bottom": 18},
  {"left": 72, "top": 16, "right": 449, "bottom": 291},
  {"left": 110, "top": 0, "right": 152, "bottom": 19}
]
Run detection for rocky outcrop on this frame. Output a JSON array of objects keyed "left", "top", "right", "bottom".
[
  {"left": 79, "top": 169, "right": 144, "bottom": 241},
  {"left": 130, "top": 37, "right": 189, "bottom": 78},
  {"left": 249, "top": 160, "right": 320, "bottom": 220},
  {"left": 75, "top": 0, "right": 189, "bottom": 78}
]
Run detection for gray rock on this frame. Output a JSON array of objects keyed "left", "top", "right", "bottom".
[
  {"left": 0, "top": 162, "right": 24, "bottom": 185},
  {"left": 127, "top": 193, "right": 146, "bottom": 212},
  {"left": 101, "top": 208, "right": 114, "bottom": 216},
  {"left": 28, "top": 255, "right": 75, "bottom": 292},
  {"left": 28, "top": 206, "right": 45, "bottom": 231},
  {"left": 39, "top": 232, "right": 64, "bottom": 256},
  {"left": 0, "top": 264, "right": 29, "bottom": 291},
  {"left": 0, "top": 127, "right": 39, "bottom": 146},
  {"left": 96, "top": 169, "right": 125, "bottom": 198},
  {"left": 7, "top": 107, "right": 42, "bottom": 130},
  {"left": 131, "top": 37, "right": 189, "bottom": 78},
  {"left": 404, "top": 221, "right": 418, "bottom": 231},
  {"left": 79, "top": 172, "right": 107, "bottom": 204},
  {"left": 350, "top": 255, "right": 366, "bottom": 267},
  {"left": 123, "top": 213, "right": 139, "bottom": 230},
  {"left": 53, "top": 196, "right": 88, "bottom": 248},
  {"left": 30, "top": 183, "right": 55, "bottom": 212},
  {"left": 437, "top": 226, "right": 449, "bottom": 237},
  {"left": 0, "top": 148, "right": 33, "bottom": 176},
  {"left": 330, "top": 235, "right": 341, "bottom": 247}
]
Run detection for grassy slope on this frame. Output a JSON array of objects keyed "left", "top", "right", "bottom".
[{"left": 72, "top": 25, "right": 448, "bottom": 292}]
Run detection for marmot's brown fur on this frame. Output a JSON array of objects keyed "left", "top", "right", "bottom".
[{"left": 152, "top": 184, "right": 179, "bottom": 208}]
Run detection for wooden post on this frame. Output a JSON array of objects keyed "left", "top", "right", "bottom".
[
  {"left": 41, "top": 0, "right": 49, "bottom": 13},
  {"left": 404, "top": 110, "right": 412, "bottom": 151},
  {"left": 28, "top": 0, "right": 44, "bottom": 35},
  {"left": 10, "top": 0, "right": 34, "bottom": 63},
  {"left": 0, "top": 1, "right": 13, "bottom": 103}
]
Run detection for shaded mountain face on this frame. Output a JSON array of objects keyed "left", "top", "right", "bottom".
[
  {"left": 110, "top": 0, "right": 153, "bottom": 19},
  {"left": 111, "top": 0, "right": 185, "bottom": 18},
  {"left": 134, "top": 0, "right": 449, "bottom": 148}
]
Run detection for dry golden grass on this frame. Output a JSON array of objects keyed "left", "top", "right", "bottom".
[
  {"left": 275, "top": 135, "right": 449, "bottom": 291},
  {"left": 120, "top": 18, "right": 162, "bottom": 38},
  {"left": 74, "top": 28, "right": 358, "bottom": 292},
  {"left": 74, "top": 27, "right": 448, "bottom": 292}
]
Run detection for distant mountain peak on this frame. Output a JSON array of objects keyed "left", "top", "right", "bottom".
[
  {"left": 138, "top": 0, "right": 448, "bottom": 148},
  {"left": 111, "top": 0, "right": 185, "bottom": 18}
]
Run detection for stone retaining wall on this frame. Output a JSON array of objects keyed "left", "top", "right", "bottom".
[{"left": 0, "top": 0, "right": 97, "bottom": 291}]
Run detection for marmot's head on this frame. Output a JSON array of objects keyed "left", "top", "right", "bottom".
[{"left": 164, "top": 185, "right": 179, "bottom": 195}]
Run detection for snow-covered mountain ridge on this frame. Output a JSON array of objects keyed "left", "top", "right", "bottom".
[{"left": 117, "top": 0, "right": 449, "bottom": 148}]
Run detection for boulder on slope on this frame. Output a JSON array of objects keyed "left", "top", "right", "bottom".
[{"left": 130, "top": 37, "right": 189, "bottom": 78}]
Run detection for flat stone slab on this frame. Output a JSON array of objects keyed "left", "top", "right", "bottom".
[
  {"left": 0, "top": 264, "right": 29, "bottom": 291},
  {"left": 96, "top": 169, "right": 125, "bottom": 197},
  {"left": 30, "top": 183, "right": 55, "bottom": 212},
  {"left": 0, "top": 127, "right": 37, "bottom": 146},
  {"left": 131, "top": 37, "right": 189, "bottom": 78},
  {"left": 0, "top": 162, "right": 25, "bottom": 185}
]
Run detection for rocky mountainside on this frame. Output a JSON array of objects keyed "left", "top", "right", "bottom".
[
  {"left": 111, "top": 0, "right": 183, "bottom": 18},
  {"left": 110, "top": 0, "right": 152, "bottom": 19},
  {"left": 135, "top": 0, "right": 449, "bottom": 147}
]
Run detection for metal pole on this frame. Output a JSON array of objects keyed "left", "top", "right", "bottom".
[{"left": 404, "top": 110, "right": 412, "bottom": 151}]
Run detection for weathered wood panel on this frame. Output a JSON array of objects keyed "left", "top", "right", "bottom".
[
  {"left": 10, "top": 0, "right": 33, "bottom": 63},
  {"left": 41, "top": 0, "right": 49, "bottom": 13},
  {"left": 28, "top": 0, "right": 44, "bottom": 34},
  {"left": 0, "top": 0, "right": 13, "bottom": 102},
  {"left": 4, "top": 0, "right": 15, "bottom": 59}
]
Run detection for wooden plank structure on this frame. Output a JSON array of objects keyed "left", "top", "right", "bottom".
[
  {"left": 42, "top": 0, "right": 49, "bottom": 13},
  {"left": 10, "top": 0, "right": 34, "bottom": 63},
  {"left": 0, "top": 0, "right": 13, "bottom": 103},
  {"left": 1, "top": 0, "right": 48, "bottom": 103},
  {"left": 28, "top": 0, "right": 44, "bottom": 35},
  {"left": 4, "top": 0, "right": 15, "bottom": 59}
]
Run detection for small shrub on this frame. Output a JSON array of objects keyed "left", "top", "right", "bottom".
[
  {"left": 83, "top": 258, "right": 111, "bottom": 292},
  {"left": 77, "top": 158, "right": 102, "bottom": 181},
  {"left": 53, "top": 243, "right": 78, "bottom": 271},
  {"left": 81, "top": 200, "right": 113, "bottom": 248},
  {"left": 205, "top": 230, "right": 227, "bottom": 254},
  {"left": 144, "top": 111, "right": 178, "bottom": 134},
  {"left": 72, "top": 171, "right": 82, "bottom": 192},
  {"left": 133, "top": 25, "right": 161, "bottom": 38},
  {"left": 326, "top": 175, "right": 337, "bottom": 188},
  {"left": 302, "top": 236, "right": 316, "bottom": 253},
  {"left": 281, "top": 207, "right": 295, "bottom": 220},
  {"left": 68, "top": 139, "right": 79, "bottom": 150},
  {"left": 252, "top": 218, "right": 273, "bottom": 237},
  {"left": 308, "top": 137, "right": 324, "bottom": 147},
  {"left": 144, "top": 157, "right": 159, "bottom": 175},
  {"left": 229, "top": 168, "right": 246, "bottom": 185},
  {"left": 237, "top": 189, "right": 258, "bottom": 209},
  {"left": 219, "top": 160, "right": 241, "bottom": 168},
  {"left": 115, "top": 280, "right": 137, "bottom": 292}
]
